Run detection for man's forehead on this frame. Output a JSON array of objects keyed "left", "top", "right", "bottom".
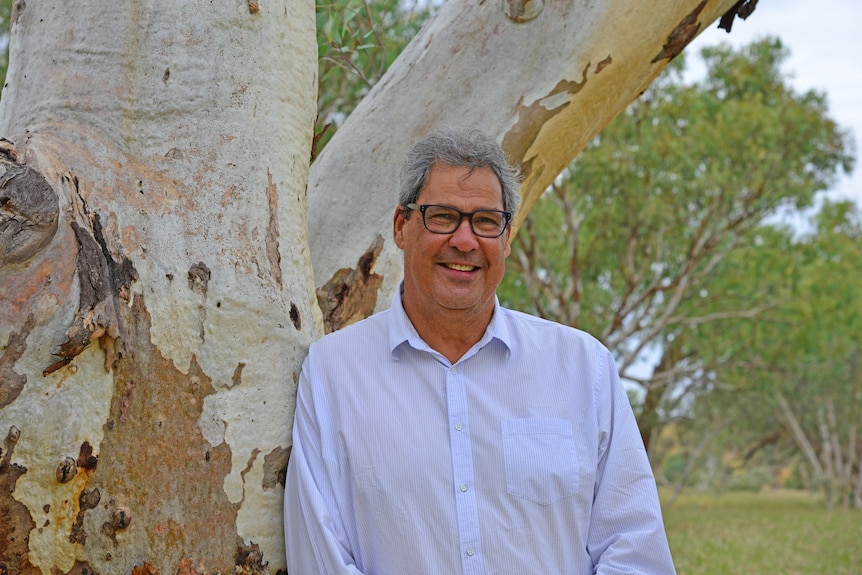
[{"left": 423, "top": 164, "right": 502, "bottom": 196}]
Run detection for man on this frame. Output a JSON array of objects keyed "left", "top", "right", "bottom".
[{"left": 284, "top": 129, "right": 676, "bottom": 574}]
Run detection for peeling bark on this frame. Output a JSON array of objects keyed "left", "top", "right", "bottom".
[
  {"left": 262, "top": 446, "right": 290, "bottom": 491},
  {"left": 651, "top": 0, "right": 707, "bottom": 63},
  {"left": 718, "top": 0, "right": 758, "bottom": 32},
  {"left": 265, "top": 169, "right": 283, "bottom": 290},
  {"left": 44, "top": 207, "right": 138, "bottom": 376},
  {"left": 317, "top": 235, "right": 385, "bottom": 332},
  {"left": 187, "top": 262, "right": 211, "bottom": 298},
  {"left": 501, "top": 67, "right": 590, "bottom": 180},
  {"left": 235, "top": 542, "right": 269, "bottom": 575}
]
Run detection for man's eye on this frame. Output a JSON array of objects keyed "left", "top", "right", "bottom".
[
  {"left": 475, "top": 214, "right": 502, "bottom": 226},
  {"left": 429, "top": 212, "right": 458, "bottom": 222}
]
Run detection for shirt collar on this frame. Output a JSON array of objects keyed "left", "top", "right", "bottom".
[{"left": 388, "top": 282, "right": 512, "bottom": 361}]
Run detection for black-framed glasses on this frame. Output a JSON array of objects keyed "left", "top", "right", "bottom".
[{"left": 406, "top": 203, "right": 512, "bottom": 238}]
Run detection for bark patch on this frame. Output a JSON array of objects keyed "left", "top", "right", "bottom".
[
  {"left": 502, "top": 66, "right": 589, "bottom": 180},
  {"left": 69, "top": 488, "right": 101, "bottom": 545},
  {"left": 10, "top": 0, "right": 25, "bottom": 26},
  {"left": 1, "top": 427, "right": 35, "bottom": 573},
  {"left": 317, "top": 235, "right": 385, "bottom": 333},
  {"left": 651, "top": 0, "right": 707, "bottom": 63},
  {"left": 231, "top": 362, "right": 246, "bottom": 389},
  {"left": 262, "top": 446, "right": 290, "bottom": 491},
  {"left": 595, "top": 55, "right": 612, "bottom": 74},
  {"left": 187, "top": 262, "right": 211, "bottom": 298},
  {"left": 288, "top": 303, "right": 301, "bottom": 331},
  {"left": 0, "top": 314, "right": 35, "bottom": 408},
  {"left": 235, "top": 542, "right": 268, "bottom": 575},
  {"left": 57, "top": 560, "right": 101, "bottom": 575},
  {"left": 502, "top": 0, "right": 544, "bottom": 22},
  {"left": 264, "top": 169, "right": 283, "bottom": 290},
  {"left": 82, "top": 295, "right": 241, "bottom": 574},
  {"left": 76, "top": 441, "right": 99, "bottom": 472},
  {"left": 131, "top": 562, "right": 157, "bottom": 575}
]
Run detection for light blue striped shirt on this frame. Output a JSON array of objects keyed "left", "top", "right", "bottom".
[{"left": 284, "top": 287, "right": 675, "bottom": 574}]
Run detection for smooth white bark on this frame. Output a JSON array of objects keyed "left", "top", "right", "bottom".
[{"left": 0, "top": 1, "right": 317, "bottom": 573}]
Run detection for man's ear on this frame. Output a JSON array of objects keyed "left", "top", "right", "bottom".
[{"left": 393, "top": 207, "right": 407, "bottom": 249}]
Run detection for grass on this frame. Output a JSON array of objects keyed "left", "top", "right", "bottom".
[{"left": 661, "top": 490, "right": 862, "bottom": 575}]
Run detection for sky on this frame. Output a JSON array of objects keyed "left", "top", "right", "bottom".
[{"left": 686, "top": 0, "right": 861, "bottom": 207}]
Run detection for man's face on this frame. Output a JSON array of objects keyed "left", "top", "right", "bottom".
[{"left": 394, "top": 163, "right": 511, "bottom": 322}]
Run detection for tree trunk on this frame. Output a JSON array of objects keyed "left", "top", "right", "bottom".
[
  {"left": 308, "top": 0, "right": 742, "bottom": 331},
  {"left": 0, "top": 1, "right": 317, "bottom": 573}
]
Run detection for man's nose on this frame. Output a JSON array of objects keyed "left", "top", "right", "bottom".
[{"left": 448, "top": 216, "right": 479, "bottom": 250}]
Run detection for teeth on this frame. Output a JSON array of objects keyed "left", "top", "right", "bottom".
[{"left": 447, "top": 263, "right": 475, "bottom": 272}]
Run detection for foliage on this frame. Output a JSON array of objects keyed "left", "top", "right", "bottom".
[
  {"left": 0, "top": 0, "right": 11, "bottom": 90},
  {"left": 656, "top": 201, "right": 862, "bottom": 507},
  {"left": 314, "top": 0, "right": 430, "bottom": 154},
  {"left": 663, "top": 490, "right": 862, "bottom": 574}
]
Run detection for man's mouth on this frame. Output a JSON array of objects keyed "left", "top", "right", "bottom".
[{"left": 445, "top": 263, "right": 478, "bottom": 272}]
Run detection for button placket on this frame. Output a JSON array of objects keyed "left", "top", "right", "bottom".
[{"left": 445, "top": 363, "right": 485, "bottom": 574}]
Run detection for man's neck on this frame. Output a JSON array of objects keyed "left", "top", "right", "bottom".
[{"left": 401, "top": 298, "right": 494, "bottom": 364}]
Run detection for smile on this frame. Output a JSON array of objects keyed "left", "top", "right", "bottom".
[{"left": 445, "top": 263, "right": 477, "bottom": 272}]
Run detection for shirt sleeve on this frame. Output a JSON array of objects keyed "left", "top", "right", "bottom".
[
  {"left": 284, "top": 354, "right": 365, "bottom": 575},
  {"left": 587, "top": 348, "right": 677, "bottom": 575}
]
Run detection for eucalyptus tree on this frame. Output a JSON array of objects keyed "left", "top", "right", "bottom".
[
  {"left": 676, "top": 201, "right": 862, "bottom": 507},
  {"left": 0, "top": 1, "right": 751, "bottom": 573},
  {"left": 767, "top": 202, "right": 862, "bottom": 507}
]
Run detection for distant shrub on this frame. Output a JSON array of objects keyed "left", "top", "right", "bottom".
[{"left": 727, "top": 467, "right": 771, "bottom": 492}]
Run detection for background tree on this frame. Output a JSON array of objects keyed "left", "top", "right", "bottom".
[
  {"left": 666, "top": 202, "right": 862, "bottom": 508},
  {"left": 652, "top": 223, "right": 804, "bottom": 499},
  {"left": 500, "top": 39, "right": 855, "bottom": 452}
]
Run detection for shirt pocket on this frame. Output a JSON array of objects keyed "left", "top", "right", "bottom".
[{"left": 501, "top": 418, "right": 580, "bottom": 505}]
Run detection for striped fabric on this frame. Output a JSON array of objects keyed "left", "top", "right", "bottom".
[{"left": 284, "top": 287, "right": 676, "bottom": 575}]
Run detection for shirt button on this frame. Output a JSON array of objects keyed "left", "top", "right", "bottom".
[
  {"left": 466, "top": 548, "right": 475, "bottom": 557},
  {"left": 455, "top": 423, "right": 463, "bottom": 431},
  {"left": 460, "top": 484, "right": 468, "bottom": 492},
  {"left": 450, "top": 366, "right": 457, "bottom": 375}
]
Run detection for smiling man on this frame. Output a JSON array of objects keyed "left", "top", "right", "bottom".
[{"left": 284, "top": 129, "right": 676, "bottom": 574}]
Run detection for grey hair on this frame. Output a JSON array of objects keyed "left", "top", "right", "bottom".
[{"left": 398, "top": 129, "right": 521, "bottom": 216}]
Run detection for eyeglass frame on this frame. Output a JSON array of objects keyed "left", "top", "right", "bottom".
[{"left": 404, "top": 203, "right": 513, "bottom": 238}]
